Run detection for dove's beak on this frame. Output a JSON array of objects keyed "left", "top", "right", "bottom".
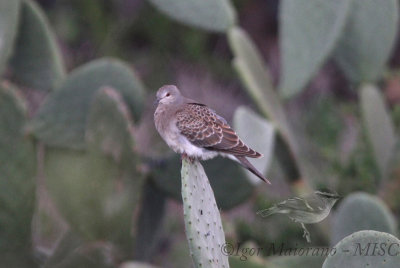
[{"left": 154, "top": 97, "right": 160, "bottom": 106}]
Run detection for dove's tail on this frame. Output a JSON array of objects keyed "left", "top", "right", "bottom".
[
  {"left": 256, "top": 206, "right": 278, "bottom": 217},
  {"left": 235, "top": 156, "right": 271, "bottom": 184}
]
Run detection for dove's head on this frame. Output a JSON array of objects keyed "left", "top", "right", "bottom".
[
  {"left": 156, "top": 85, "right": 182, "bottom": 106},
  {"left": 315, "top": 191, "right": 340, "bottom": 208}
]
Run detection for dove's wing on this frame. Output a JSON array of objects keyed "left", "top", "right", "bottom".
[{"left": 176, "top": 103, "right": 261, "bottom": 158}]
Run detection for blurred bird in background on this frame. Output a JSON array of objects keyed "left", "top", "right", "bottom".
[{"left": 257, "top": 191, "right": 340, "bottom": 242}]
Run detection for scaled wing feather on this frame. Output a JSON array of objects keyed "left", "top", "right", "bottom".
[{"left": 176, "top": 103, "right": 261, "bottom": 158}]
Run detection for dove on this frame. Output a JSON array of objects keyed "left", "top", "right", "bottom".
[
  {"left": 257, "top": 191, "right": 340, "bottom": 242},
  {"left": 154, "top": 85, "right": 270, "bottom": 183}
]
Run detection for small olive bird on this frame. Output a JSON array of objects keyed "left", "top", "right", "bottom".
[
  {"left": 257, "top": 191, "right": 340, "bottom": 242},
  {"left": 154, "top": 85, "right": 270, "bottom": 183}
]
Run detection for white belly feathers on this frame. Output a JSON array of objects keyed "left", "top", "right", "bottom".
[{"left": 163, "top": 122, "right": 218, "bottom": 160}]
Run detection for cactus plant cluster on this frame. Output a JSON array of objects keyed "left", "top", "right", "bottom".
[
  {"left": 0, "top": 0, "right": 276, "bottom": 267},
  {"left": 0, "top": 0, "right": 164, "bottom": 265},
  {"left": 0, "top": 83, "right": 36, "bottom": 267},
  {"left": 148, "top": 0, "right": 400, "bottom": 266},
  {"left": 323, "top": 193, "right": 399, "bottom": 267},
  {"left": 1, "top": 0, "right": 400, "bottom": 267}
]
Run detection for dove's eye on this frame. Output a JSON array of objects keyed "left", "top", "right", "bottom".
[{"left": 166, "top": 93, "right": 171, "bottom": 97}]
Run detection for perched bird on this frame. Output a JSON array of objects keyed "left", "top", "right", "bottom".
[
  {"left": 154, "top": 85, "right": 270, "bottom": 183},
  {"left": 257, "top": 191, "right": 340, "bottom": 242}
]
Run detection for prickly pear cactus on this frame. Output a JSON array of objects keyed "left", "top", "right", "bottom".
[
  {"left": 9, "top": 0, "right": 66, "bottom": 91},
  {"left": 148, "top": 0, "right": 236, "bottom": 32},
  {"left": 44, "top": 88, "right": 143, "bottom": 244},
  {"left": 323, "top": 230, "right": 400, "bottom": 267},
  {"left": 0, "top": 83, "right": 36, "bottom": 266},
  {"left": 181, "top": 159, "right": 229, "bottom": 268},
  {"left": 360, "top": 84, "right": 396, "bottom": 181},
  {"left": 32, "top": 58, "right": 145, "bottom": 149},
  {"left": 0, "top": 0, "right": 20, "bottom": 75},
  {"left": 331, "top": 192, "right": 397, "bottom": 245}
]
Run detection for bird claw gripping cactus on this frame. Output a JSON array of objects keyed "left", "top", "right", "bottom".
[{"left": 181, "top": 159, "right": 229, "bottom": 268}]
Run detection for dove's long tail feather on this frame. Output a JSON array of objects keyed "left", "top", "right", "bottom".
[{"left": 235, "top": 156, "right": 271, "bottom": 184}]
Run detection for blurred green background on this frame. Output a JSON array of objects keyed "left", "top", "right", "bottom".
[{"left": 1, "top": 0, "right": 400, "bottom": 267}]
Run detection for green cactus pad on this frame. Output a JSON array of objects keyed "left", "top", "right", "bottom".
[
  {"left": 0, "top": 0, "right": 20, "bottom": 75},
  {"left": 279, "top": 0, "right": 351, "bottom": 98},
  {"left": 86, "top": 87, "right": 139, "bottom": 168},
  {"left": 181, "top": 159, "right": 229, "bottom": 267},
  {"left": 32, "top": 58, "right": 146, "bottom": 149},
  {"left": 334, "top": 0, "right": 399, "bottom": 83},
  {"left": 228, "top": 27, "right": 289, "bottom": 137},
  {"left": 360, "top": 84, "right": 396, "bottom": 181},
  {"left": 148, "top": 0, "right": 236, "bottom": 32},
  {"left": 86, "top": 87, "right": 144, "bottom": 246},
  {"left": 45, "top": 88, "right": 143, "bottom": 242},
  {"left": 228, "top": 26, "right": 306, "bottom": 185},
  {"left": 44, "top": 147, "right": 119, "bottom": 240},
  {"left": 323, "top": 230, "right": 400, "bottom": 267},
  {"left": 9, "top": 0, "right": 66, "bottom": 91},
  {"left": 151, "top": 155, "right": 253, "bottom": 210},
  {"left": 0, "top": 83, "right": 36, "bottom": 253},
  {"left": 331, "top": 192, "right": 397, "bottom": 245}
]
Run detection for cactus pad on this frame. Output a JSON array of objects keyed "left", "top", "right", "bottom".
[
  {"left": 181, "top": 159, "right": 229, "bottom": 267},
  {"left": 323, "top": 230, "right": 400, "bottom": 267},
  {"left": 9, "top": 0, "right": 66, "bottom": 91},
  {"left": 32, "top": 58, "right": 145, "bottom": 149},
  {"left": 0, "top": 83, "right": 36, "bottom": 252},
  {"left": 331, "top": 192, "right": 397, "bottom": 245}
]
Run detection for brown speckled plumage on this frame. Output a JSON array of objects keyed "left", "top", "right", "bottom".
[
  {"left": 154, "top": 85, "right": 270, "bottom": 183},
  {"left": 176, "top": 104, "right": 261, "bottom": 157}
]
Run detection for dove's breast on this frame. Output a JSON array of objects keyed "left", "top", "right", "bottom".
[{"left": 154, "top": 105, "right": 218, "bottom": 159}]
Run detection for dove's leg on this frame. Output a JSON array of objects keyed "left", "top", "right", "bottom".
[{"left": 300, "top": 223, "right": 311, "bottom": 243}]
